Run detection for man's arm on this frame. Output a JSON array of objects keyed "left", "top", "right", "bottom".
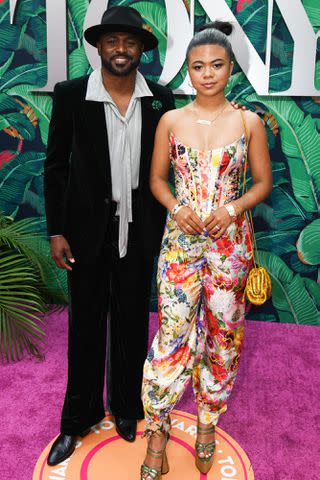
[
  {"left": 44, "top": 83, "right": 75, "bottom": 271},
  {"left": 44, "top": 82, "right": 72, "bottom": 237}
]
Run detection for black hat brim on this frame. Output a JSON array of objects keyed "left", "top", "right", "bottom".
[{"left": 84, "top": 24, "right": 158, "bottom": 51}]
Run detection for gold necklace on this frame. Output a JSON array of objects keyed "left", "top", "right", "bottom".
[{"left": 192, "top": 100, "right": 229, "bottom": 126}]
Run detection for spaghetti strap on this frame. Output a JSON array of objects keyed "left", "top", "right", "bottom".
[{"left": 240, "top": 110, "right": 249, "bottom": 145}]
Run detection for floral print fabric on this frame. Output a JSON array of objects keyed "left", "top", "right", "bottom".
[{"left": 142, "top": 132, "right": 253, "bottom": 436}]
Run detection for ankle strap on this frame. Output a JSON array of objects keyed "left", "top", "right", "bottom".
[
  {"left": 197, "top": 425, "right": 215, "bottom": 434},
  {"left": 147, "top": 446, "right": 164, "bottom": 458}
]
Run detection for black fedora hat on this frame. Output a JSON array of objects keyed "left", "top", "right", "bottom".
[{"left": 84, "top": 6, "right": 158, "bottom": 51}]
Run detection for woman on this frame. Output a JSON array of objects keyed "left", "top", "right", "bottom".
[{"left": 140, "top": 21, "right": 272, "bottom": 479}]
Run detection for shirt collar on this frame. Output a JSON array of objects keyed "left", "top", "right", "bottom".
[{"left": 85, "top": 68, "right": 153, "bottom": 103}]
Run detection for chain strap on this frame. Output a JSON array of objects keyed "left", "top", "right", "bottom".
[{"left": 240, "top": 110, "right": 260, "bottom": 269}]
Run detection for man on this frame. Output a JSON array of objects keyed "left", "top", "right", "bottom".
[{"left": 44, "top": 6, "right": 175, "bottom": 466}]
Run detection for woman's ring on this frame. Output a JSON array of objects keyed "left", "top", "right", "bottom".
[{"left": 215, "top": 224, "right": 220, "bottom": 230}]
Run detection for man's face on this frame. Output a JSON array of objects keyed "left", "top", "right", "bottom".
[{"left": 97, "top": 31, "right": 144, "bottom": 76}]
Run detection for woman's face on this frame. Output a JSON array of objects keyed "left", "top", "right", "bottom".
[{"left": 188, "top": 44, "right": 233, "bottom": 97}]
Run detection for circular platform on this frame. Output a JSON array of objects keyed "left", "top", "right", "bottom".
[{"left": 33, "top": 410, "right": 254, "bottom": 479}]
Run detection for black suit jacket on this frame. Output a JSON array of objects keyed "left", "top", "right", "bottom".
[{"left": 44, "top": 75, "right": 175, "bottom": 262}]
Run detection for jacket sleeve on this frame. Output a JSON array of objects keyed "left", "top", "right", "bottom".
[{"left": 44, "top": 82, "right": 72, "bottom": 236}]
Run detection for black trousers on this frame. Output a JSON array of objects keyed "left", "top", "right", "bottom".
[{"left": 60, "top": 197, "right": 154, "bottom": 435}]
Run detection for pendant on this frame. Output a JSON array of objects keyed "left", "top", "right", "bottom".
[{"left": 196, "top": 119, "right": 211, "bottom": 126}]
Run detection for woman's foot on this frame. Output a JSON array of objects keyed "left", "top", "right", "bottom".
[
  {"left": 140, "top": 431, "right": 169, "bottom": 479},
  {"left": 195, "top": 421, "right": 216, "bottom": 474}
]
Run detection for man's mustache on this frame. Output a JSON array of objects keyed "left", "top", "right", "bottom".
[{"left": 110, "top": 54, "right": 133, "bottom": 61}]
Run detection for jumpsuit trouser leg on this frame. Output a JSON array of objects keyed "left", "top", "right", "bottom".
[{"left": 142, "top": 234, "right": 248, "bottom": 435}]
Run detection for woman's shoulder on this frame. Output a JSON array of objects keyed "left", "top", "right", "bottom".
[
  {"left": 240, "top": 109, "right": 267, "bottom": 146},
  {"left": 242, "top": 109, "right": 261, "bottom": 127},
  {"left": 160, "top": 105, "right": 191, "bottom": 128}
]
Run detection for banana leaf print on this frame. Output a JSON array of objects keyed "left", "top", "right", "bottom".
[
  {"left": 258, "top": 251, "right": 320, "bottom": 325},
  {"left": 131, "top": 1, "right": 167, "bottom": 67},
  {"left": 0, "top": 0, "right": 319, "bottom": 328},
  {"left": 296, "top": 219, "right": 320, "bottom": 265}
]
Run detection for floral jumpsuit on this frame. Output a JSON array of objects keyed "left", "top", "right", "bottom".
[{"left": 142, "top": 120, "right": 253, "bottom": 436}]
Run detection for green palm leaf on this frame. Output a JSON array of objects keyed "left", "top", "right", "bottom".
[
  {"left": 247, "top": 94, "right": 320, "bottom": 212},
  {"left": 271, "top": 185, "right": 311, "bottom": 230},
  {"left": 256, "top": 230, "right": 299, "bottom": 256},
  {"left": 302, "top": 0, "right": 320, "bottom": 29},
  {"left": 0, "top": 92, "right": 20, "bottom": 111},
  {"left": 19, "top": 32, "right": 47, "bottom": 63},
  {"left": 0, "top": 52, "right": 14, "bottom": 77},
  {"left": 0, "top": 250, "right": 47, "bottom": 362},
  {"left": 0, "top": 214, "right": 67, "bottom": 304},
  {"left": 0, "top": 152, "right": 45, "bottom": 217},
  {"left": 0, "top": 63, "right": 47, "bottom": 91},
  {"left": 0, "top": 111, "right": 36, "bottom": 140},
  {"left": 6, "top": 85, "right": 52, "bottom": 144},
  {"left": 259, "top": 250, "right": 320, "bottom": 325},
  {"left": 236, "top": 0, "right": 268, "bottom": 54},
  {"left": 131, "top": 2, "right": 167, "bottom": 66},
  {"left": 0, "top": 23, "right": 20, "bottom": 51},
  {"left": 69, "top": 46, "right": 92, "bottom": 79},
  {"left": 28, "top": 14, "right": 47, "bottom": 51},
  {"left": 68, "top": 0, "right": 89, "bottom": 48},
  {"left": 296, "top": 219, "right": 320, "bottom": 265}
]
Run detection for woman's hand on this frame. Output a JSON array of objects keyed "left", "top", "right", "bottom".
[
  {"left": 174, "top": 206, "right": 206, "bottom": 235},
  {"left": 203, "top": 206, "right": 234, "bottom": 239}
]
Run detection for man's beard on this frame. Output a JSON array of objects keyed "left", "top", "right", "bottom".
[{"left": 102, "top": 54, "right": 141, "bottom": 77}]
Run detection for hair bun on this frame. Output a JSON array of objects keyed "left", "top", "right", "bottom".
[{"left": 200, "top": 20, "right": 233, "bottom": 36}]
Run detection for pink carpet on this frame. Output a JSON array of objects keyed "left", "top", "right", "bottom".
[{"left": 1, "top": 310, "right": 319, "bottom": 479}]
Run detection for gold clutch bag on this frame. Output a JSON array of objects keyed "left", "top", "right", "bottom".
[
  {"left": 240, "top": 111, "right": 272, "bottom": 306},
  {"left": 245, "top": 266, "right": 272, "bottom": 306}
]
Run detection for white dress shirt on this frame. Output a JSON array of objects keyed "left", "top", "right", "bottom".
[{"left": 85, "top": 68, "right": 153, "bottom": 258}]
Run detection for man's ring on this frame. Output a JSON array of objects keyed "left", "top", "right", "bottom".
[{"left": 215, "top": 224, "right": 220, "bottom": 230}]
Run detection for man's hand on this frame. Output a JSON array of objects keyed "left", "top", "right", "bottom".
[
  {"left": 50, "top": 236, "right": 75, "bottom": 271},
  {"left": 230, "top": 101, "right": 247, "bottom": 110}
]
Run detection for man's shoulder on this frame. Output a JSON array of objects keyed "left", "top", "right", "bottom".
[
  {"left": 145, "top": 78, "right": 173, "bottom": 99},
  {"left": 54, "top": 74, "right": 90, "bottom": 95}
]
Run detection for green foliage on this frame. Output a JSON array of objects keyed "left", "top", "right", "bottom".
[
  {"left": 131, "top": 2, "right": 167, "bottom": 66},
  {"left": 0, "top": 0, "right": 319, "bottom": 326},
  {"left": 258, "top": 251, "right": 320, "bottom": 325},
  {"left": 0, "top": 212, "right": 67, "bottom": 362},
  {"left": 296, "top": 219, "right": 320, "bottom": 265},
  {"left": 0, "top": 250, "right": 46, "bottom": 362},
  {"left": 0, "top": 152, "right": 45, "bottom": 217}
]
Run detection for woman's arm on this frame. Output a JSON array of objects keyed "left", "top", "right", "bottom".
[
  {"left": 149, "top": 112, "right": 177, "bottom": 212},
  {"left": 150, "top": 112, "right": 205, "bottom": 235},
  {"left": 233, "top": 111, "right": 273, "bottom": 215},
  {"left": 204, "top": 111, "right": 272, "bottom": 238}
]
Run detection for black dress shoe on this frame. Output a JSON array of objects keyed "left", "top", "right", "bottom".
[
  {"left": 47, "top": 428, "right": 91, "bottom": 466},
  {"left": 115, "top": 417, "right": 137, "bottom": 442}
]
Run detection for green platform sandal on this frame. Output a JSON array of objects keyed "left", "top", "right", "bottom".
[
  {"left": 140, "top": 432, "right": 169, "bottom": 480},
  {"left": 195, "top": 425, "right": 216, "bottom": 474}
]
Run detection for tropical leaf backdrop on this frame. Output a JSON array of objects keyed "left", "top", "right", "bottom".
[{"left": 0, "top": 0, "right": 319, "bottom": 325}]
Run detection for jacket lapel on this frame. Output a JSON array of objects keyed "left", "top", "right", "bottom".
[
  {"left": 139, "top": 95, "right": 156, "bottom": 190},
  {"left": 82, "top": 95, "right": 112, "bottom": 196}
]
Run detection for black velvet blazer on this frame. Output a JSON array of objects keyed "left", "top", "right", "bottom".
[{"left": 44, "top": 75, "right": 175, "bottom": 262}]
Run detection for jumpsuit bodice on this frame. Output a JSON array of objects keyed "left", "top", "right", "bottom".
[{"left": 169, "top": 132, "right": 247, "bottom": 222}]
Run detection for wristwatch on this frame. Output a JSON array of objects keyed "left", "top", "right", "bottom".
[{"left": 171, "top": 202, "right": 184, "bottom": 218}]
